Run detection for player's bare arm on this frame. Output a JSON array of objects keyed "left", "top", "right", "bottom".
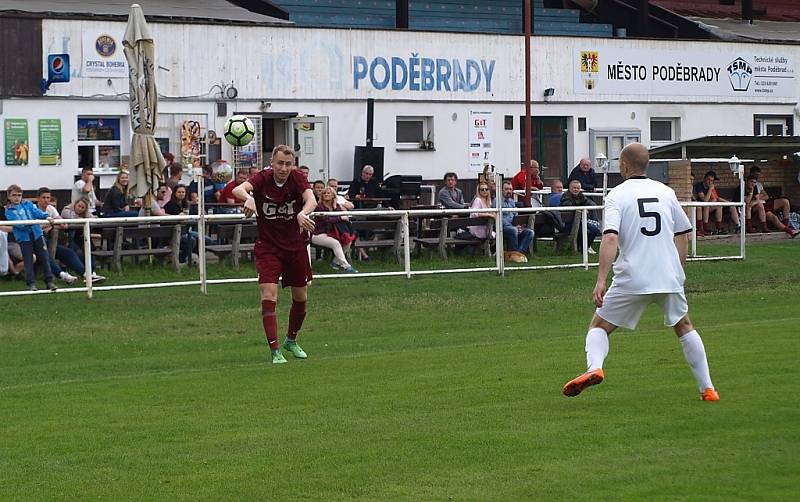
[
  {"left": 233, "top": 181, "right": 256, "bottom": 217},
  {"left": 674, "top": 232, "right": 689, "bottom": 266},
  {"left": 297, "top": 188, "right": 317, "bottom": 231},
  {"left": 593, "top": 232, "right": 618, "bottom": 307}
]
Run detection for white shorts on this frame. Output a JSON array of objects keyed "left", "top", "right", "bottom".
[{"left": 596, "top": 286, "right": 688, "bottom": 330}]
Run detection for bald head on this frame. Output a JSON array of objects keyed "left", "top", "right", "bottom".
[{"left": 619, "top": 143, "right": 649, "bottom": 178}]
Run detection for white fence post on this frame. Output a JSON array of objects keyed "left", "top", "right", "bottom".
[
  {"left": 84, "top": 220, "right": 93, "bottom": 299},
  {"left": 402, "top": 212, "right": 411, "bottom": 279}
]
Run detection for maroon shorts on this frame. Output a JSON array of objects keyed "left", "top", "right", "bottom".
[{"left": 254, "top": 243, "right": 312, "bottom": 287}]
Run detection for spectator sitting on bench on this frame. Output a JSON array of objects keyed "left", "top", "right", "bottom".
[
  {"left": 102, "top": 171, "right": 138, "bottom": 218},
  {"left": 312, "top": 187, "right": 358, "bottom": 273},
  {"left": 744, "top": 175, "right": 798, "bottom": 237},
  {"left": 511, "top": 159, "right": 544, "bottom": 191},
  {"left": 465, "top": 181, "right": 495, "bottom": 240},
  {"left": 749, "top": 166, "right": 792, "bottom": 226},
  {"left": 327, "top": 179, "right": 354, "bottom": 210},
  {"left": 347, "top": 165, "right": 380, "bottom": 201},
  {"left": 500, "top": 181, "right": 534, "bottom": 255},
  {"left": 438, "top": 172, "right": 468, "bottom": 209},
  {"left": 693, "top": 170, "right": 740, "bottom": 235},
  {"left": 216, "top": 170, "right": 248, "bottom": 214},
  {"left": 559, "top": 179, "right": 601, "bottom": 254},
  {"left": 61, "top": 197, "right": 100, "bottom": 251},
  {"left": 549, "top": 179, "right": 564, "bottom": 206}
]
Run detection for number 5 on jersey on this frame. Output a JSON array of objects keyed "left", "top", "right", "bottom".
[{"left": 637, "top": 198, "right": 662, "bottom": 236}]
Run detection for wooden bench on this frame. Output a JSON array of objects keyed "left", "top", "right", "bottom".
[
  {"left": 206, "top": 222, "right": 259, "bottom": 270},
  {"left": 351, "top": 218, "right": 407, "bottom": 263},
  {"left": 413, "top": 216, "right": 493, "bottom": 260},
  {"left": 526, "top": 210, "right": 581, "bottom": 254},
  {"left": 91, "top": 224, "right": 181, "bottom": 273}
]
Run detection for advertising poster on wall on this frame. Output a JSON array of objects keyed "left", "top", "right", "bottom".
[
  {"left": 82, "top": 31, "right": 128, "bottom": 78},
  {"left": 4, "top": 119, "right": 29, "bottom": 166},
  {"left": 574, "top": 48, "right": 796, "bottom": 97},
  {"left": 468, "top": 110, "right": 493, "bottom": 172},
  {"left": 38, "top": 119, "right": 62, "bottom": 166}
]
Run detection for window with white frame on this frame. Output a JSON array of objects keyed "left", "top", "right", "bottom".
[
  {"left": 396, "top": 116, "right": 434, "bottom": 150},
  {"left": 753, "top": 115, "right": 792, "bottom": 136},
  {"left": 650, "top": 117, "right": 680, "bottom": 145},
  {"left": 77, "top": 117, "right": 122, "bottom": 173},
  {"left": 589, "top": 128, "right": 640, "bottom": 173}
]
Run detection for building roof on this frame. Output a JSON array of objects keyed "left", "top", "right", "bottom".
[
  {"left": 652, "top": 1, "right": 800, "bottom": 23},
  {"left": 689, "top": 16, "right": 800, "bottom": 42},
  {"left": 0, "top": 0, "right": 291, "bottom": 25},
  {"left": 649, "top": 135, "right": 800, "bottom": 161}
]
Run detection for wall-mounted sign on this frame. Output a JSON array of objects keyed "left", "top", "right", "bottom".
[
  {"left": 574, "top": 48, "right": 795, "bottom": 98},
  {"left": 468, "top": 111, "right": 493, "bottom": 173},
  {"left": 38, "top": 119, "right": 62, "bottom": 166},
  {"left": 4, "top": 119, "right": 29, "bottom": 166},
  {"left": 82, "top": 31, "right": 128, "bottom": 78}
]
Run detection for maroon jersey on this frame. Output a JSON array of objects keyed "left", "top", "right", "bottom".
[{"left": 248, "top": 168, "right": 311, "bottom": 252}]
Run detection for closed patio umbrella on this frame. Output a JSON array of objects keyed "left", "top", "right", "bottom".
[{"left": 124, "top": 3, "right": 165, "bottom": 204}]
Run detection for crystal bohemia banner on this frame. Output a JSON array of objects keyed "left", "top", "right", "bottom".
[{"left": 574, "top": 48, "right": 795, "bottom": 98}]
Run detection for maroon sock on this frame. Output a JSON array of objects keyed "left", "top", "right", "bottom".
[
  {"left": 261, "top": 300, "right": 279, "bottom": 351},
  {"left": 287, "top": 301, "right": 307, "bottom": 341}
]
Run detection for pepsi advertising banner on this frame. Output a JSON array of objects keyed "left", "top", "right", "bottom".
[{"left": 47, "top": 54, "right": 70, "bottom": 84}]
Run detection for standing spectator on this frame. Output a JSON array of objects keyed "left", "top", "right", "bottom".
[
  {"left": 437, "top": 172, "right": 468, "bottom": 209},
  {"left": 327, "top": 178, "right": 354, "bottom": 210},
  {"left": 71, "top": 167, "right": 100, "bottom": 214},
  {"left": 562, "top": 143, "right": 718, "bottom": 401},
  {"left": 511, "top": 159, "right": 544, "bottom": 191},
  {"left": 500, "top": 181, "right": 534, "bottom": 256},
  {"left": 4, "top": 185, "right": 56, "bottom": 291},
  {"left": 560, "top": 179, "right": 601, "bottom": 253},
  {"left": 549, "top": 179, "right": 564, "bottom": 206},
  {"left": 347, "top": 165, "right": 381, "bottom": 201},
  {"left": 466, "top": 181, "right": 495, "bottom": 239},
  {"left": 102, "top": 171, "right": 138, "bottom": 218},
  {"left": 567, "top": 158, "right": 597, "bottom": 193},
  {"left": 232, "top": 145, "right": 317, "bottom": 365},
  {"left": 693, "top": 170, "right": 740, "bottom": 235},
  {"left": 312, "top": 187, "right": 358, "bottom": 273},
  {"left": 298, "top": 165, "right": 310, "bottom": 179}
]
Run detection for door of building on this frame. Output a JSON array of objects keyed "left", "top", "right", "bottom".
[
  {"left": 285, "top": 117, "right": 330, "bottom": 181},
  {"left": 519, "top": 116, "right": 568, "bottom": 181}
]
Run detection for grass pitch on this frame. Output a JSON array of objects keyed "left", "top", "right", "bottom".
[{"left": 1, "top": 242, "right": 798, "bottom": 500}]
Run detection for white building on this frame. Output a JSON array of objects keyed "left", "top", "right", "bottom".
[{"left": 1, "top": 16, "right": 798, "bottom": 193}]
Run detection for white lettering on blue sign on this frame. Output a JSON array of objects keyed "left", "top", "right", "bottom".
[{"left": 353, "top": 55, "right": 495, "bottom": 93}]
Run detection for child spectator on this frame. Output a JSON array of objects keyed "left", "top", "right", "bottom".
[{"left": 4, "top": 185, "right": 56, "bottom": 291}]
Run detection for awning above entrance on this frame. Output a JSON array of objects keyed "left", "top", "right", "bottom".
[{"left": 649, "top": 135, "right": 800, "bottom": 161}]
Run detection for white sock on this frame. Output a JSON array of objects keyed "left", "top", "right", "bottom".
[
  {"left": 679, "top": 330, "right": 714, "bottom": 392},
  {"left": 585, "top": 327, "right": 609, "bottom": 371}
]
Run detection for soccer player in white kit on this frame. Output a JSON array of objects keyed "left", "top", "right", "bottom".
[{"left": 563, "top": 143, "right": 719, "bottom": 401}]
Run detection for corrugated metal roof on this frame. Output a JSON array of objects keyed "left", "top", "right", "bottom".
[
  {"left": 0, "top": 0, "right": 292, "bottom": 25},
  {"left": 649, "top": 136, "right": 800, "bottom": 161},
  {"left": 689, "top": 16, "right": 800, "bottom": 43},
  {"left": 652, "top": 1, "right": 800, "bottom": 23}
]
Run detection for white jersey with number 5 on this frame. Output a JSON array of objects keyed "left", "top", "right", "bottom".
[{"left": 603, "top": 176, "right": 692, "bottom": 294}]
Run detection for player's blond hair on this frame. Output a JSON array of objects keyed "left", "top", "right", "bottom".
[{"left": 271, "top": 144, "right": 295, "bottom": 161}]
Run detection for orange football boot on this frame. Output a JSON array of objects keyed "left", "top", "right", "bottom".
[
  {"left": 563, "top": 368, "right": 605, "bottom": 397},
  {"left": 701, "top": 388, "right": 720, "bottom": 401}
]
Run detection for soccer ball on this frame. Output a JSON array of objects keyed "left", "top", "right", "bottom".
[{"left": 223, "top": 115, "right": 255, "bottom": 147}]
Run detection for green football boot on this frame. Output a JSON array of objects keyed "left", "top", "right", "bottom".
[
  {"left": 271, "top": 350, "right": 288, "bottom": 364},
  {"left": 282, "top": 340, "right": 307, "bottom": 359}
]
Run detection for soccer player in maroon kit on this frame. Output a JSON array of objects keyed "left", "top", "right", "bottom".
[{"left": 233, "top": 145, "right": 317, "bottom": 364}]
